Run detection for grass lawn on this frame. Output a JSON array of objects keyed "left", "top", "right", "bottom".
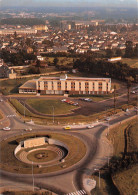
[
  {"left": 113, "top": 165, "right": 138, "bottom": 195},
  {"left": 0, "top": 112, "right": 3, "bottom": 119},
  {"left": 47, "top": 57, "right": 75, "bottom": 66},
  {"left": 109, "top": 118, "right": 138, "bottom": 194},
  {"left": 9, "top": 97, "right": 128, "bottom": 124},
  {"left": 0, "top": 132, "right": 86, "bottom": 174},
  {"left": 91, "top": 118, "right": 138, "bottom": 195},
  {"left": 26, "top": 99, "right": 76, "bottom": 115},
  {"left": 10, "top": 99, "right": 34, "bottom": 117},
  {"left": 121, "top": 58, "right": 138, "bottom": 68},
  {"left": 27, "top": 149, "right": 58, "bottom": 163},
  {"left": 0, "top": 77, "right": 39, "bottom": 95}
]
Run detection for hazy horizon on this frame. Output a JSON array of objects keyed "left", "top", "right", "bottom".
[{"left": 0, "top": 0, "right": 137, "bottom": 8}]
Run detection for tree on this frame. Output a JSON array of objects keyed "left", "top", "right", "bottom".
[
  {"left": 106, "top": 49, "right": 114, "bottom": 58},
  {"left": 113, "top": 85, "right": 117, "bottom": 114},
  {"left": 36, "top": 59, "right": 41, "bottom": 67},
  {"left": 125, "top": 41, "right": 134, "bottom": 58},
  {"left": 53, "top": 57, "right": 59, "bottom": 66},
  {"left": 127, "top": 80, "right": 131, "bottom": 105},
  {"left": 26, "top": 38, "right": 32, "bottom": 46},
  {"left": 116, "top": 48, "right": 122, "bottom": 57},
  {"left": 134, "top": 44, "right": 138, "bottom": 57},
  {"left": 14, "top": 31, "right": 17, "bottom": 38}
]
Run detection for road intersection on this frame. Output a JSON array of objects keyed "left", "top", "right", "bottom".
[{"left": 0, "top": 94, "right": 137, "bottom": 195}]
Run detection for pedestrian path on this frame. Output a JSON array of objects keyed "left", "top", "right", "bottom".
[{"left": 65, "top": 189, "right": 87, "bottom": 195}]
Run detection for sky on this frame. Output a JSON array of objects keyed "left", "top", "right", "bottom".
[{"left": 0, "top": 0, "right": 137, "bottom": 7}]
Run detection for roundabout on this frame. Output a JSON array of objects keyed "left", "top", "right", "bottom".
[{"left": 0, "top": 132, "right": 86, "bottom": 174}]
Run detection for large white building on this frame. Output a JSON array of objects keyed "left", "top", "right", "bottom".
[
  {"left": 19, "top": 75, "right": 112, "bottom": 95},
  {"left": 0, "top": 28, "right": 37, "bottom": 35}
]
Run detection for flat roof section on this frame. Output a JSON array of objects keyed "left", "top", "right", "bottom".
[{"left": 38, "top": 77, "right": 111, "bottom": 82}]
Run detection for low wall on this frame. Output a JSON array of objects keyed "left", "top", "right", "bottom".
[
  {"left": 14, "top": 144, "right": 22, "bottom": 156},
  {"left": 47, "top": 138, "right": 68, "bottom": 151}
]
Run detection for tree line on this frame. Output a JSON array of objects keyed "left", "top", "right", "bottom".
[
  {"left": 0, "top": 49, "right": 36, "bottom": 66},
  {"left": 0, "top": 18, "right": 45, "bottom": 26},
  {"left": 73, "top": 57, "right": 138, "bottom": 82}
]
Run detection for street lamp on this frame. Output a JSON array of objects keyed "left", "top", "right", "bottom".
[
  {"left": 52, "top": 106, "right": 54, "bottom": 124},
  {"left": 94, "top": 169, "right": 100, "bottom": 188},
  {"left": 107, "top": 120, "right": 110, "bottom": 135},
  {"left": 32, "top": 161, "right": 34, "bottom": 192},
  {"left": 24, "top": 102, "right": 26, "bottom": 118}
]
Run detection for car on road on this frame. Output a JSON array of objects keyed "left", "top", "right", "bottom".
[
  {"left": 131, "top": 91, "right": 135, "bottom": 94},
  {"left": 3, "top": 127, "right": 11, "bottom": 131},
  {"left": 0, "top": 99, "right": 3, "bottom": 102},
  {"left": 64, "top": 126, "right": 71, "bottom": 130},
  {"left": 87, "top": 125, "right": 94, "bottom": 129},
  {"left": 24, "top": 128, "right": 32, "bottom": 131},
  {"left": 105, "top": 117, "right": 110, "bottom": 121}
]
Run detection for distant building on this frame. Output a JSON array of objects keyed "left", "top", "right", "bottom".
[
  {"left": 108, "top": 57, "right": 122, "bottom": 62},
  {"left": 37, "top": 56, "right": 44, "bottom": 61},
  {"left": 0, "top": 28, "right": 37, "bottom": 35},
  {"left": 27, "top": 47, "right": 33, "bottom": 54},
  {"left": 33, "top": 25, "right": 48, "bottom": 31},
  {"left": 0, "top": 59, "right": 4, "bottom": 67},
  {"left": 8, "top": 69, "right": 17, "bottom": 79},
  {"left": 19, "top": 75, "right": 112, "bottom": 95}
]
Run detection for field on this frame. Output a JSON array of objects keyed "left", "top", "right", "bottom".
[
  {"left": 0, "top": 77, "right": 39, "bottom": 95},
  {"left": 121, "top": 58, "right": 138, "bottom": 68},
  {"left": 91, "top": 117, "right": 138, "bottom": 195},
  {"left": 0, "top": 112, "right": 3, "bottom": 119},
  {"left": 109, "top": 118, "right": 138, "bottom": 195},
  {"left": 47, "top": 57, "right": 74, "bottom": 66},
  {"left": 26, "top": 99, "right": 76, "bottom": 115}
]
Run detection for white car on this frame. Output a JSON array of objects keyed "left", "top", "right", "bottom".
[
  {"left": 105, "top": 117, "right": 110, "bottom": 121},
  {"left": 24, "top": 128, "right": 32, "bottom": 131},
  {"left": 87, "top": 125, "right": 94, "bottom": 129},
  {"left": 3, "top": 127, "right": 11, "bottom": 131},
  {"left": 61, "top": 99, "right": 66, "bottom": 102}
]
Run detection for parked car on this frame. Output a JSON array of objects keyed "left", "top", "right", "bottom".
[
  {"left": 73, "top": 102, "right": 79, "bottom": 106},
  {"left": 3, "top": 127, "right": 11, "bottom": 131},
  {"left": 61, "top": 99, "right": 66, "bottom": 102},
  {"left": 85, "top": 98, "right": 92, "bottom": 102}
]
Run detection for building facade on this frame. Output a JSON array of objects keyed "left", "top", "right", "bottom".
[
  {"left": 0, "top": 28, "right": 37, "bottom": 35},
  {"left": 19, "top": 75, "right": 112, "bottom": 95}
]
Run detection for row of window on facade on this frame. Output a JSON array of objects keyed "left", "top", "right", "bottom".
[
  {"left": 38, "top": 81, "right": 109, "bottom": 89},
  {"left": 20, "top": 89, "right": 36, "bottom": 92}
]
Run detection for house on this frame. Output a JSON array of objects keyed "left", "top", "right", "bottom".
[
  {"left": 37, "top": 56, "right": 44, "bottom": 61},
  {"left": 0, "top": 59, "right": 3, "bottom": 67},
  {"left": 0, "top": 65, "right": 11, "bottom": 78}
]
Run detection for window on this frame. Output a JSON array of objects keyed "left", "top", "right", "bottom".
[{"left": 71, "top": 82, "right": 75, "bottom": 89}]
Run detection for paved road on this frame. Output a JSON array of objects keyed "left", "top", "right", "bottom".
[{"left": 0, "top": 96, "right": 137, "bottom": 195}]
